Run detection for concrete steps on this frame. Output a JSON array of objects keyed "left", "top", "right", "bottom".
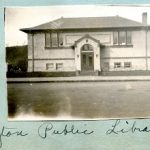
[{"left": 79, "top": 71, "right": 97, "bottom": 76}]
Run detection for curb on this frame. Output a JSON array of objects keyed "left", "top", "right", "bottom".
[{"left": 7, "top": 78, "right": 150, "bottom": 83}]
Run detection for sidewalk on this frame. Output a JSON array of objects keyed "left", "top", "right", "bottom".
[{"left": 7, "top": 76, "right": 150, "bottom": 83}]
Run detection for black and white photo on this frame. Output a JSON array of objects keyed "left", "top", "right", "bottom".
[{"left": 6, "top": 5, "right": 150, "bottom": 120}]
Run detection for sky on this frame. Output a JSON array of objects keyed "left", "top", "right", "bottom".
[{"left": 5, "top": 5, "right": 150, "bottom": 46}]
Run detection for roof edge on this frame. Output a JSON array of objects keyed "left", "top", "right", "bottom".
[{"left": 20, "top": 26, "right": 150, "bottom": 34}]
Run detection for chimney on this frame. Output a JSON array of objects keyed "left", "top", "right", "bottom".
[{"left": 142, "top": 12, "right": 147, "bottom": 25}]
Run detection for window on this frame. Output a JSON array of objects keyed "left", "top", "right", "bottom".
[
  {"left": 126, "top": 31, "right": 132, "bottom": 45},
  {"left": 51, "top": 33, "right": 58, "bottom": 47},
  {"left": 114, "top": 62, "right": 121, "bottom": 68},
  {"left": 58, "top": 33, "right": 63, "bottom": 46},
  {"left": 119, "top": 31, "right": 126, "bottom": 45},
  {"left": 45, "top": 32, "right": 63, "bottom": 48},
  {"left": 89, "top": 55, "right": 93, "bottom": 66},
  {"left": 113, "top": 31, "right": 132, "bottom": 45},
  {"left": 81, "top": 44, "right": 93, "bottom": 51},
  {"left": 113, "top": 32, "right": 118, "bottom": 45},
  {"left": 46, "top": 63, "right": 54, "bottom": 70},
  {"left": 45, "top": 33, "right": 51, "bottom": 47},
  {"left": 83, "top": 54, "right": 86, "bottom": 64},
  {"left": 124, "top": 62, "right": 132, "bottom": 68},
  {"left": 56, "top": 63, "right": 63, "bottom": 70}
]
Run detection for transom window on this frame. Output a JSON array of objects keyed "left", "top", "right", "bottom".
[
  {"left": 81, "top": 44, "right": 93, "bottom": 51},
  {"left": 45, "top": 32, "right": 63, "bottom": 48},
  {"left": 113, "top": 31, "right": 132, "bottom": 45}
]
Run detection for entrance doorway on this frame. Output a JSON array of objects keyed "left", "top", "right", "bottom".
[{"left": 81, "top": 44, "right": 94, "bottom": 71}]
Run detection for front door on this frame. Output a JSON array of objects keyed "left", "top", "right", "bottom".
[{"left": 81, "top": 52, "right": 94, "bottom": 71}]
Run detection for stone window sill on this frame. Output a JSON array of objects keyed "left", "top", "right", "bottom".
[
  {"left": 45, "top": 46, "right": 73, "bottom": 50},
  {"left": 110, "top": 45, "right": 133, "bottom": 48}
]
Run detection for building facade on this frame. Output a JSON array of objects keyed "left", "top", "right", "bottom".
[{"left": 21, "top": 13, "right": 150, "bottom": 75}]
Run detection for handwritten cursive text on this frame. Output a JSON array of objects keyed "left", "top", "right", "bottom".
[
  {"left": 106, "top": 119, "right": 150, "bottom": 135},
  {"left": 0, "top": 126, "right": 28, "bottom": 148},
  {"left": 38, "top": 122, "right": 94, "bottom": 139}
]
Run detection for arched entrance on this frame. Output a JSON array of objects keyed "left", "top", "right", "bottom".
[{"left": 81, "top": 44, "right": 94, "bottom": 71}]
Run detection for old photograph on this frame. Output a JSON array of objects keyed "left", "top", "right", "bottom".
[{"left": 6, "top": 5, "right": 150, "bottom": 120}]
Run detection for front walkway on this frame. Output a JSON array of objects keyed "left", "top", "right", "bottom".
[{"left": 7, "top": 76, "right": 150, "bottom": 83}]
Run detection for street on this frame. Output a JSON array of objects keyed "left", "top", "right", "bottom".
[{"left": 7, "top": 81, "right": 150, "bottom": 120}]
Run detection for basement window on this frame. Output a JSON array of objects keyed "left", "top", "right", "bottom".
[
  {"left": 114, "top": 62, "right": 121, "bottom": 68},
  {"left": 56, "top": 63, "right": 63, "bottom": 70},
  {"left": 46, "top": 63, "right": 54, "bottom": 70},
  {"left": 124, "top": 62, "right": 132, "bottom": 68}
]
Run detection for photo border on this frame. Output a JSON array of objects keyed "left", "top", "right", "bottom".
[{"left": 1, "top": 1, "right": 150, "bottom": 150}]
